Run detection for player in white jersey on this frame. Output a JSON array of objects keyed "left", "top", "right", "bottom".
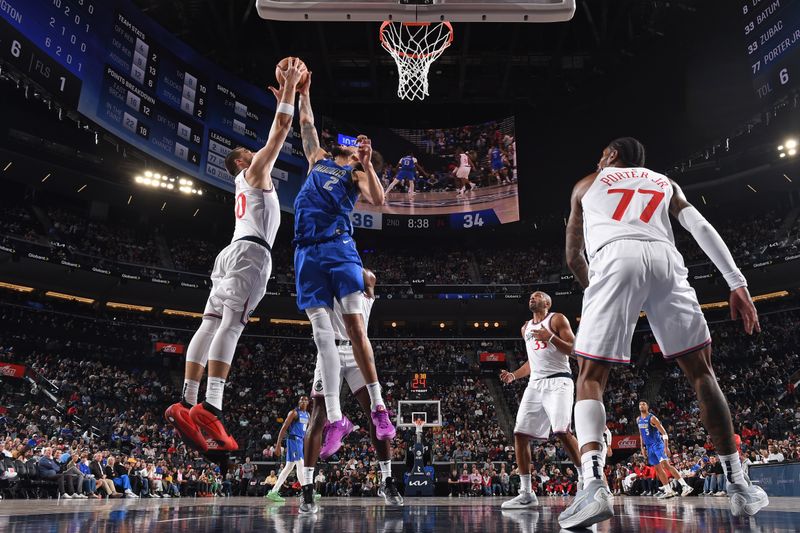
[
  {"left": 559, "top": 137, "right": 767, "bottom": 529},
  {"left": 299, "top": 269, "right": 402, "bottom": 513},
  {"left": 453, "top": 147, "right": 477, "bottom": 195},
  {"left": 499, "top": 291, "right": 582, "bottom": 509},
  {"left": 164, "top": 59, "right": 306, "bottom": 455}
]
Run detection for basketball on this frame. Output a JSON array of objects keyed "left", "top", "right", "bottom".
[{"left": 275, "top": 56, "right": 309, "bottom": 86}]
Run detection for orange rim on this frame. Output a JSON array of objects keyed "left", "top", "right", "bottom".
[{"left": 379, "top": 21, "right": 454, "bottom": 59}]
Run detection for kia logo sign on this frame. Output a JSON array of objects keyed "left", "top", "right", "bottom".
[{"left": 408, "top": 480, "right": 428, "bottom": 487}]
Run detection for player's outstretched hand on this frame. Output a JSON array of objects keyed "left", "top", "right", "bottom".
[
  {"left": 267, "top": 58, "right": 306, "bottom": 99},
  {"left": 298, "top": 70, "right": 312, "bottom": 96},
  {"left": 357, "top": 135, "right": 373, "bottom": 168},
  {"left": 730, "top": 286, "right": 761, "bottom": 335},
  {"left": 499, "top": 369, "right": 515, "bottom": 384}
]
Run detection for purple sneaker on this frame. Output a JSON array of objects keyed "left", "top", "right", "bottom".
[
  {"left": 371, "top": 406, "right": 396, "bottom": 441},
  {"left": 319, "top": 416, "right": 355, "bottom": 460}
]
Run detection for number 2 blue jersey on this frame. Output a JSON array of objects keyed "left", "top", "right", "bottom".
[
  {"left": 293, "top": 158, "right": 359, "bottom": 245},
  {"left": 638, "top": 414, "right": 662, "bottom": 449},
  {"left": 400, "top": 156, "right": 415, "bottom": 171}
]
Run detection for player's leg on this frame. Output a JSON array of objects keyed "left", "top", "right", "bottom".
[
  {"left": 653, "top": 461, "right": 677, "bottom": 499},
  {"left": 384, "top": 178, "right": 400, "bottom": 195},
  {"left": 300, "top": 395, "right": 326, "bottom": 513},
  {"left": 544, "top": 378, "right": 583, "bottom": 491},
  {"left": 407, "top": 176, "right": 415, "bottom": 196},
  {"left": 165, "top": 305, "right": 220, "bottom": 451},
  {"left": 188, "top": 303, "right": 245, "bottom": 450},
  {"left": 662, "top": 458, "right": 692, "bottom": 496},
  {"left": 503, "top": 385, "right": 545, "bottom": 509},
  {"left": 353, "top": 388, "right": 402, "bottom": 505}
]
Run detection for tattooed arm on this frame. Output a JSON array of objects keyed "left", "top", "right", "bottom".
[
  {"left": 298, "top": 73, "right": 327, "bottom": 170},
  {"left": 565, "top": 174, "right": 596, "bottom": 289}
]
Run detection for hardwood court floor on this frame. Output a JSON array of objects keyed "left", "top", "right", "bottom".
[
  {"left": 0, "top": 494, "right": 795, "bottom": 532},
  {"left": 356, "top": 183, "right": 520, "bottom": 223}
]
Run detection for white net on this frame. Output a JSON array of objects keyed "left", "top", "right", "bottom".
[{"left": 380, "top": 21, "right": 453, "bottom": 101}]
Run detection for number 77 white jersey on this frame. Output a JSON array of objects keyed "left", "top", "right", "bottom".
[{"left": 581, "top": 167, "right": 676, "bottom": 260}]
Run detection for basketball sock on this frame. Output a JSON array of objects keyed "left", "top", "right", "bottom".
[
  {"left": 302, "top": 467, "right": 315, "bottom": 487},
  {"left": 379, "top": 460, "right": 392, "bottom": 482},
  {"left": 580, "top": 450, "right": 605, "bottom": 483},
  {"left": 662, "top": 483, "right": 675, "bottom": 494},
  {"left": 366, "top": 382, "right": 386, "bottom": 410},
  {"left": 520, "top": 474, "right": 532, "bottom": 493},
  {"left": 718, "top": 452, "right": 746, "bottom": 485},
  {"left": 182, "top": 379, "right": 200, "bottom": 406},
  {"left": 205, "top": 377, "right": 225, "bottom": 411},
  {"left": 273, "top": 461, "right": 295, "bottom": 492},
  {"left": 677, "top": 477, "right": 688, "bottom": 488},
  {"left": 577, "top": 471, "right": 584, "bottom": 490}
]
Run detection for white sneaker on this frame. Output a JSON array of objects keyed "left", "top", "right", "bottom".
[
  {"left": 61, "top": 493, "right": 73, "bottom": 499},
  {"left": 501, "top": 491, "right": 538, "bottom": 509},
  {"left": 680, "top": 484, "right": 694, "bottom": 497},
  {"left": 728, "top": 481, "right": 769, "bottom": 517},
  {"left": 714, "top": 491, "right": 726, "bottom": 496},
  {"left": 77, "top": 494, "right": 88, "bottom": 499},
  {"left": 154, "top": 493, "right": 162, "bottom": 498},
  {"left": 558, "top": 479, "right": 614, "bottom": 529},
  {"left": 656, "top": 490, "right": 677, "bottom": 499}
]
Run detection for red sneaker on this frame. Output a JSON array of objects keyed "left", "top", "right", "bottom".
[
  {"left": 165, "top": 401, "right": 208, "bottom": 452},
  {"left": 189, "top": 402, "right": 239, "bottom": 452}
]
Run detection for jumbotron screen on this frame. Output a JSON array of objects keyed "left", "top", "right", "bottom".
[{"left": 335, "top": 117, "right": 519, "bottom": 232}]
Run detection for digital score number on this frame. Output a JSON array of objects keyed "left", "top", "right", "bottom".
[{"left": 410, "top": 372, "right": 428, "bottom": 396}]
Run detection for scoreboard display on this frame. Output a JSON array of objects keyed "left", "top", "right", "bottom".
[
  {"left": 742, "top": 0, "right": 800, "bottom": 100},
  {"left": 0, "top": 0, "right": 307, "bottom": 206}
]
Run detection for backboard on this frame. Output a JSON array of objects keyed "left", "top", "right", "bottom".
[
  {"left": 397, "top": 400, "right": 442, "bottom": 428},
  {"left": 255, "top": 0, "right": 576, "bottom": 23}
]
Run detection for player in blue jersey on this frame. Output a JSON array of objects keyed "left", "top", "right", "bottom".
[
  {"left": 266, "top": 396, "right": 311, "bottom": 502},
  {"left": 384, "top": 152, "right": 428, "bottom": 198},
  {"left": 637, "top": 401, "right": 693, "bottom": 499},
  {"left": 293, "top": 72, "right": 395, "bottom": 513},
  {"left": 490, "top": 144, "right": 509, "bottom": 184}
]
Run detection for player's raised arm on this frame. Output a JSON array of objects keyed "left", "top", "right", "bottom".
[
  {"left": 353, "top": 136, "right": 385, "bottom": 206},
  {"left": 668, "top": 180, "right": 760, "bottom": 334},
  {"left": 298, "top": 72, "right": 328, "bottom": 170},
  {"left": 247, "top": 59, "right": 304, "bottom": 189},
  {"left": 565, "top": 174, "right": 596, "bottom": 289}
]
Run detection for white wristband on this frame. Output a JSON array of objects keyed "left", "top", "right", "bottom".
[
  {"left": 662, "top": 434, "right": 669, "bottom": 442},
  {"left": 276, "top": 103, "right": 295, "bottom": 117}
]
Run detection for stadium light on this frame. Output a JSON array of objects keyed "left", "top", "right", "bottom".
[
  {"left": 494, "top": 322, "right": 500, "bottom": 328},
  {"left": 135, "top": 176, "right": 144, "bottom": 183},
  {"left": 439, "top": 322, "right": 445, "bottom": 329},
  {"left": 778, "top": 139, "right": 798, "bottom": 158},
  {"left": 144, "top": 170, "right": 153, "bottom": 178},
  {"left": 391, "top": 322, "right": 397, "bottom": 328},
  {"left": 483, "top": 322, "right": 489, "bottom": 328},
  {"left": 473, "top": 322, "right": 480, "bottom": 328}
]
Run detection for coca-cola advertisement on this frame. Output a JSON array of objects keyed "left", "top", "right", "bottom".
[
  {"left": 612, "top": 435, "right": 641, "bottom": 450},
  {"left": 154, "top": 342, "right": 186, "bottom": 355},
  {"left": 0, "top": 362, "right": 26, "bottom": 379}
]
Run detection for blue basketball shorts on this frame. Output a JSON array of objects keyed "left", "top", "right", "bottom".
[
  {"left": 294, "top": 234, "right": 364, "bottom": 311},
  {"left": 286, "top": 438, "right": 304, "bottom": 462},
  {"left": 647, "top": 442, "right": 669, "bottom": 465},
  {"left": 396, "top": 171, "right": 416, "bottom": 183}
]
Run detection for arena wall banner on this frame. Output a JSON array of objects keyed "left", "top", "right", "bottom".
[
  {"left": 154, "top": 343, "right": 186, "bottom": 355},
  {"left": 749, "top": 462, "right": 800, "bottom": 497},
  {"left": 612, "top": 435, "right": 640, "bottom": 450},
  {"left": 479, "top": 352, "right": 506, "bottom": 362},
  {"left": 0, "top": 362, "right": 27, "bottom": 379}
]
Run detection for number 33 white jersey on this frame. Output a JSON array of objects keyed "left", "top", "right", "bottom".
[{"left": 581, "top": 167, "right": 675, "bottom": 260}]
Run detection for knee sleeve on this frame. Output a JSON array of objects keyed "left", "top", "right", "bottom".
[
  {"left": 339, "top": 291, "right": 365, "bottom": 315},
  {"left": 208, "top": 306, "right": 246, "bottom": 366},
  {"left": 186, "top": 316, "right": 220, "bottom": 366},
  {"left": 574, "top": 399, "right": 607, "bottom": 450}
]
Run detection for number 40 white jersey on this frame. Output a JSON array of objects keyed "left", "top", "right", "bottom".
[{"left": 581, "top": 167, "right": 675, "bottom": 260}]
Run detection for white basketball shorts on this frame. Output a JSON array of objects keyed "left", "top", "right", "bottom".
[
  {"left": 455, "top": 167, "right": 471, "bottom": 180},
  {"left": 204, "top": 240, "right": 272, "bottom": 324},
  {"left": 311, "top": 344, "right": 366, "bottom": 398},
  {"left": 574, "top": 239, "right": 711, "bottom": 364},
  {"left": 513, "top": 376, "right": 574, "bottom": 439}
]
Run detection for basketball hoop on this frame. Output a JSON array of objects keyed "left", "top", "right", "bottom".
[
  {"left": 414, "top": 418, "right": 425, "bottom": 438},
  {"left": 379, "top": 21, "right": 453, "bottom": 101}
]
